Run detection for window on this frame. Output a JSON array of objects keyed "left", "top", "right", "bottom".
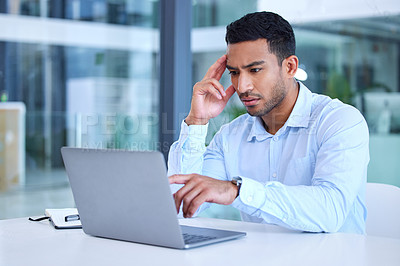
[{"left": 0, "top": 0, "right": 160, "bottom": 219}]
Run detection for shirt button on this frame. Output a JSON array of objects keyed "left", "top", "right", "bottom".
[
  {"left": 272, "top": 173, "right": 277, "bottom": 178},
  {"left": 247, "top": 196, "right": 253, "bottom": 202},
  {"left": 273, "top": 136, "right": 278, "bottom": 141}
]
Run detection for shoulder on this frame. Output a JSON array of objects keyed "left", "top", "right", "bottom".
[
  {"left": 314, "top": 94, "right": 363, "bottom": 121},
  {"left": 310, "top": 94, "right": 368, "bottom": 143}
]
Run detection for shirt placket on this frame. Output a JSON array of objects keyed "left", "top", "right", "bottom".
[{"left": 269, "top": 134, "right": 280, "bottom": 182}]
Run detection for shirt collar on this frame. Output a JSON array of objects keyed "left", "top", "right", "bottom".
[
  {"left": 246, "top": 81, "right": 312, "bottom": 142},
  {"left": 285, "top": 81, "right": 312, "bottom": 128},
  {"left": 246, "top": 116, "right": 271, "bottom": 142}
]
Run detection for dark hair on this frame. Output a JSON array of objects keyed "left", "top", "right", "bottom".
[{"left": 225, "top": 11, "right": 296, "bottom": 64}]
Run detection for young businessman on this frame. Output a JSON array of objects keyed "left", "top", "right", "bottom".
[{"left": 168, "top": 11, "right": 369, "bottom": 234}]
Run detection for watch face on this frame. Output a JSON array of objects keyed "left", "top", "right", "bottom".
[
  {"left": 232, "top": 176, "right": 242, "bottom": 184},
  {"left": 231, "top": 178, "right": 242, "bottom": 187}
]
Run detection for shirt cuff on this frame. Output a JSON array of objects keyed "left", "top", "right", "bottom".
[
  {"left": 231, "top": 179, "right": 291, "bottom": 226},
  {"left": 180, "top": 120, "right": 209, "bottom": 148},
  {"left": 232, "top": 177, "right": 267, "bottom": 209}
]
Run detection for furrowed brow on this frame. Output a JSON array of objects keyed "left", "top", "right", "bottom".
[
  {"left": 243, "top": 61, "right": 265, "bottom": 69},
  {"left": 226, "top": 60, "right": 265, "bottom": 70},
  {"left": 226, "top": 64, "right": 238, "bottom": 70}
]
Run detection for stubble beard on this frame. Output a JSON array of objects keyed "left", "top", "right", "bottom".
[{"left": 246, "top": 79, "right": 287, "bottom": 117}]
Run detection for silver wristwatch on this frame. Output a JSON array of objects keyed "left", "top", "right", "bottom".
[{"left": 231, "top": 176, "right": 243, "bottom": 197}]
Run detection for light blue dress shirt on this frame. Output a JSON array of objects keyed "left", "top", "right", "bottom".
[{"left": 168, "top": 82, "right": 369, "bottom": 234}]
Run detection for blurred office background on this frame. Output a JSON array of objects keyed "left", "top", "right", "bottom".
[{"left": 0, "top": 0, "right": 399, "bottom": 220}]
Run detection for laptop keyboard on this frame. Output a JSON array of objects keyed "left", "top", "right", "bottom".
[{"left": 182, "top": 233, "right": 217, "bottom": 244}]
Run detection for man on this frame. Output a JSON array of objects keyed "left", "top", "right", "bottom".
[{"left": 168, "top": 11, "right": 369, "bottom": 234}]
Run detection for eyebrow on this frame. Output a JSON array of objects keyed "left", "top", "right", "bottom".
[{"left": 226, "top": 60, "right": 265, "bottom": 70}]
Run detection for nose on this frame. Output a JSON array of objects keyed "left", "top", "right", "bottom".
[{"left": 236, "top": 74, "right": 252, "bottom": 94}]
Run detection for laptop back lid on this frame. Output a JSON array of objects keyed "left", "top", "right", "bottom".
[{"left": 61, "top": 147, "right": 185, "bottom": 249}]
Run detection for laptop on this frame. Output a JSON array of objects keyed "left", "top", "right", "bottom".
[{"left": 61, "top": 147, "right": 246, "bottom": 249}]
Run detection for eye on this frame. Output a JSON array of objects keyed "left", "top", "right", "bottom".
[
  {"left": 229, "top": 70, "right": 238, "bottom": 76},
  {"left": 250, "top": 68, "right": 262, "bottom": 73}
]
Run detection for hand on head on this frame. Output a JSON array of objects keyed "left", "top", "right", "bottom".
[{"left": 185, "top": 55, "right": 235, "bottom": 125}]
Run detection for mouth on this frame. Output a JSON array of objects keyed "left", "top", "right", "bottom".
[{"left": 241, "top": 98, "right": 260, "bottom": 107}]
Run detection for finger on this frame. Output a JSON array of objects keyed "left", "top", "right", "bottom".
[
  {"left": 169, "top": 174, "right": 191, "bottom": 185},
  {"left": 200, "top": 82, "right": 223, "bottom": 100},
  {"left": 186, "top": 192, "right": 209, "bottom": 218},
  {"left": 204, "top": 55, "right": 227, "bottom": 80},
  {"left": 202, "top": 80, "right": 225, "bottom": 100},
  {"left": 174, "top": 193, "right": 182, "bottom": 214},
  {"left": 181, "top": 186, "right": 203, "bottom": 217},
  {"left": 173, "top": 189, "right": 184, "bottom": 214},
  {"left": 212, "top": 61, "right": 227, "bottom": 81},
  {"left": 223, "top": 85, "right": 236, "bottom": 102},
  {"left": 173, "top": 180, "right": 197, "bottom": 213},
  {"left": 207, "top": 78, "right": 226, "bottom": 97},
  {"left": 172, "top": 193, "right": 179, "bottom": 213},
  {"left": 204, "top": 55, "right": 226, "bottom": 79}
]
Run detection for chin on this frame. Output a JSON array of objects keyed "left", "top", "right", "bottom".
[
  {"left": 247, "top": 107, "right": 273, "bottom": 117},
  {"left": 246, "top": 110, "right": 262, "bottom": 117}
]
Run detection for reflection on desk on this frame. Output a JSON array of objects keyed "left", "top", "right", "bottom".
[{"left": 1, "top": 217, "right": 399, "bottom": 266}]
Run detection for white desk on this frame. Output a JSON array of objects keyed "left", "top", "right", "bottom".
[{"left": 1, "top": 217, "right": 399, "bottom": 266}]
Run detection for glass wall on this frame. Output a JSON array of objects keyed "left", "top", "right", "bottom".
[
  {"left": 4, "top": 0, "right": 158, "bottom": 27},
  {"left": 295, "top": 18, "right": 400, "bottom": 187},
  {"left": 0, "top": 0, "right": 159, "bottom": 219}
]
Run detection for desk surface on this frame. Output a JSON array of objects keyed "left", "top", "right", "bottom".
[{"left": 1, "top": 217, "right": 399, "bottom": 266}]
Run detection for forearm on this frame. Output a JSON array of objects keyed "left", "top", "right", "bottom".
[
  {"left": 232, "top": 150, "right": 368, "bottom": 233},
  {"left": 232, "top": 178, "right": 352, "bottom": 232}
]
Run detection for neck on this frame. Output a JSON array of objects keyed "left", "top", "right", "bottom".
[{"left": 262, "top": 80, "right": 299, "bottom": 135}]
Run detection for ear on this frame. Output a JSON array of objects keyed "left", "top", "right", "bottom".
[{"left": 282, "top": 55, "right": 298, "bottom": 78}]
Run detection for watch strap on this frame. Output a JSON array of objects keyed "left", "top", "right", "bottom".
[{"left": 231, "top": 176, "right": 243, "bottom": 197}]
